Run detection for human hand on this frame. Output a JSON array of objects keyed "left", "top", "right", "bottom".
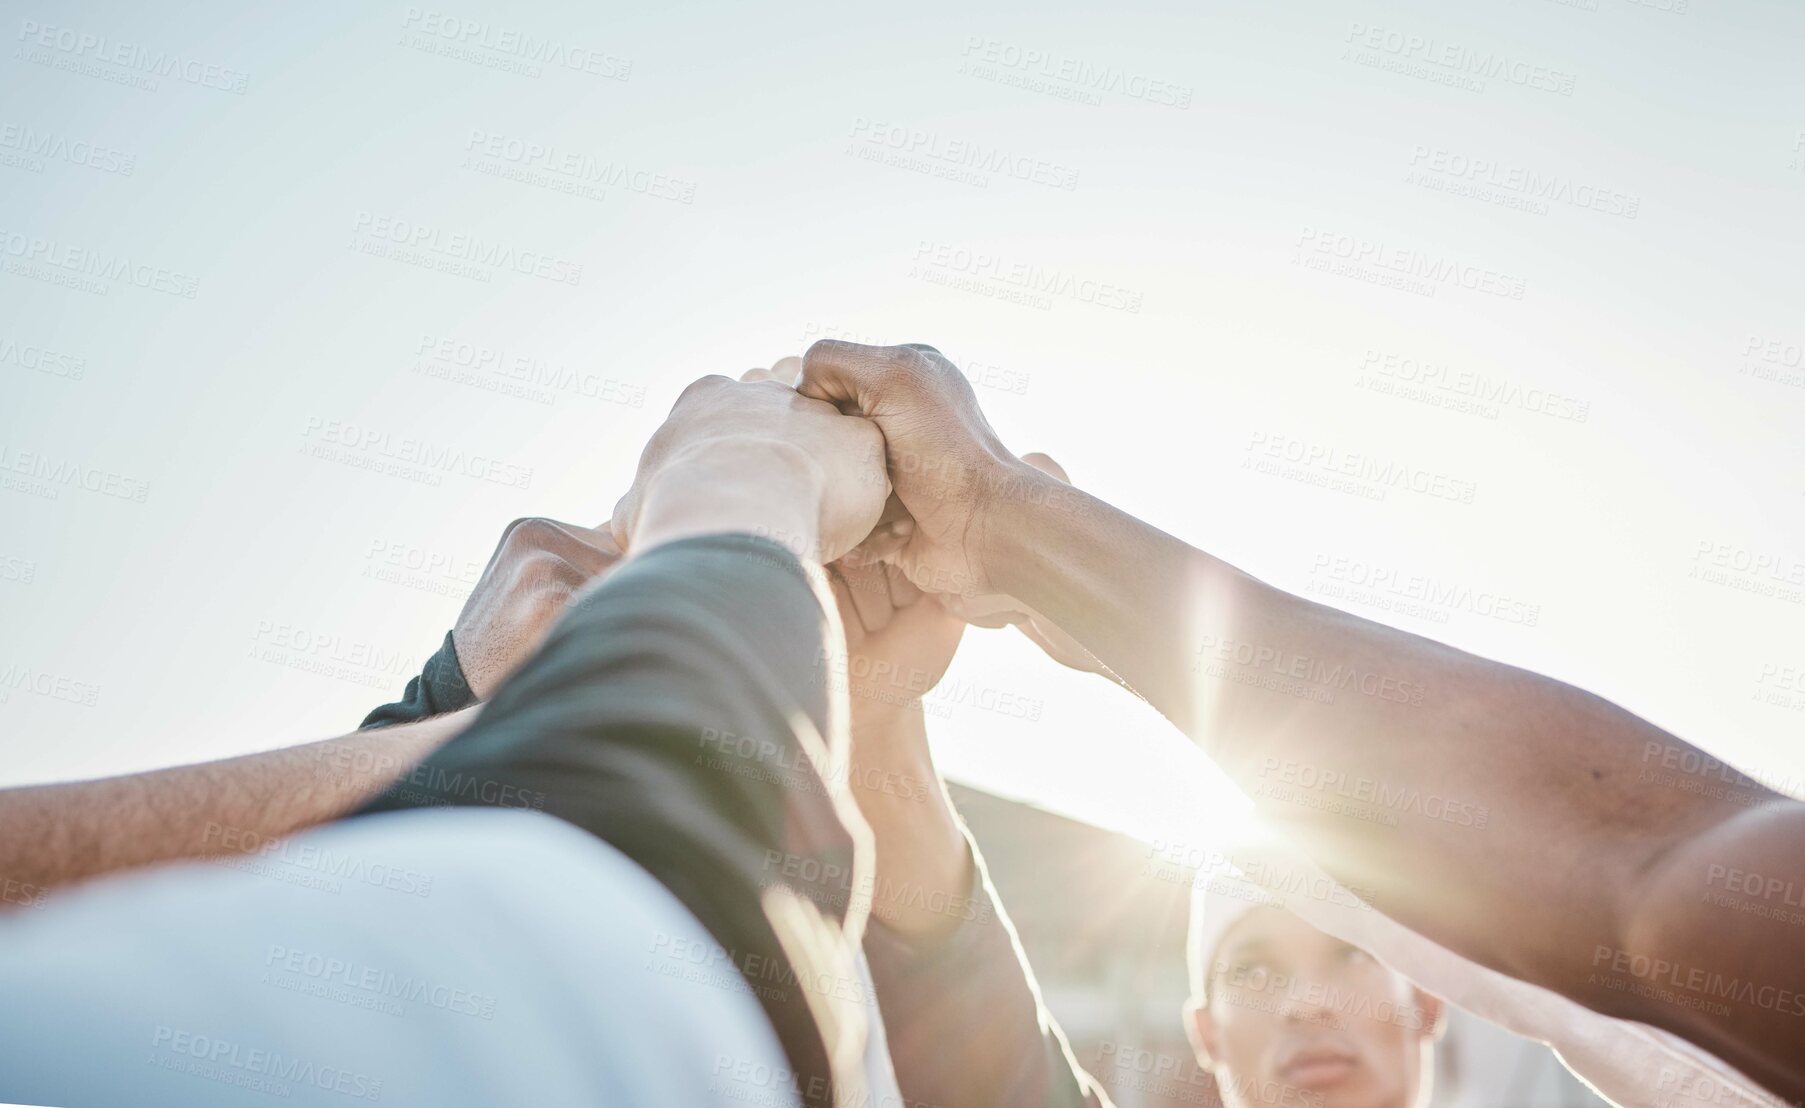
[
  {"left": 827, "top": 552, "right": 973, "bottom": 939},
  {"left": 454, "top": 517, "right": 624, "bottom": 698},
  {"left": 796, "top": 340, "right": 1043, "bottom": 598},
  {"left": 611, "top": 374, "right": 889, "bottom": 564}
]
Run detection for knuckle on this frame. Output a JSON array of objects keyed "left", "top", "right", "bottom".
[
  {"left": 676, "top": 373, "right": 732, "bottom": 404},
  {"left": 514, "top": 548, "right": 581, "bottom": 594},
  {"left": 804, "top": 338, "right": 862, "bottom": 362},
  {"left": 501, "top": 516, "right": 562, "bottom": 553}
]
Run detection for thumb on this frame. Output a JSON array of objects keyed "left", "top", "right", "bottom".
[{"left": 799, "top": 339, "right": 889, "bottom": 413}]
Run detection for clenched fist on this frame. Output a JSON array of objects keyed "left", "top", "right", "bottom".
[
  {"left": 454, "top": 517, "right": 623, "bottom": 698},
  {"left": 612, "top": 374, "right": 890, "bottom": 565}
]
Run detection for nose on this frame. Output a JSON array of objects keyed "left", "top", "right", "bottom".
[{"left": 1277, "top": 972, "right": 1342, "bottom": 1029}]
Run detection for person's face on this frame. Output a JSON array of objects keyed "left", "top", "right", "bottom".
[{"left": 1187, "top": 908, "right": 1441, "bottom": 1108}]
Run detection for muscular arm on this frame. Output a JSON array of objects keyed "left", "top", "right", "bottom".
[
  {"left": 803, "top": 339, "right": 1805, "bottom": 1102},
  {"left": 988, "top": 458, "right": 1803, "bottom": 1098},
  {"left": 0, "top": 709, "right": 471, "bottom": 901}
]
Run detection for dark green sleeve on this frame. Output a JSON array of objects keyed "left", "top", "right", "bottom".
[
  {"left": 353, "top": 533, "right": 861, "bottom": 1108},
  {"left": 358, "top": 630, "right": 475, "bottom": 730}
]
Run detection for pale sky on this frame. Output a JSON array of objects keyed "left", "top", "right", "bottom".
[{"left": 3, "top": 0, "right": 1802, "bottom": 860}]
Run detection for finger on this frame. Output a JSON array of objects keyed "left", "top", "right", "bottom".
[
  {"left": 876, "top": 492, "right": 911, "bottom": 528},
  {"left": 841, "top": 491, "right": 914, "bottom": 566},
  {"left": 1020, "top": 452, "right": 1070, "bottom": 484},
  {"left": 882, "top": 591, "right": 967, "bottom": 665},
  {"left": 769, "top": 356, "right": 803, "bottom": 386},
  {"left": 521, "top": 518, "right": 622, "bottom": 577},
  {"left": 825, "top": 566, "right": 865, "bottom": 650},
  {"left": 837, "top": 558, "right": 896, "bottom": 634},
  {"left": 798, "top": 339, "right": 894, "bottom": 411},
  {"left": 887, "top": 562, "right": 921, "bottom": 609}
]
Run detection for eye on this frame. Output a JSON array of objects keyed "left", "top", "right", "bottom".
[
  {"left": 1226, "top": 959, "right": 1274, "bottom": 992},
  {"left": 1336, "top": 945, "right": 1373, "bottom": 966}
]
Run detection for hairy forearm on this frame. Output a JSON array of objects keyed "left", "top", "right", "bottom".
[
  {"left": 0, "top": 709, "right": 471, "bottom": 899},
  {"left": 983, "top": 462, "right": 1803, "bottom": 1085}
]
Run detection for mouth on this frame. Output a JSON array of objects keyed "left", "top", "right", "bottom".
[{"left": 1276, "top": 1044, "right": 1360, "bottom": 1089}]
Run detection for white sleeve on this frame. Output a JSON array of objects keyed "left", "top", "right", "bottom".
[{"left": 0, "top": 809, "right": 821, "bottom": 1108}]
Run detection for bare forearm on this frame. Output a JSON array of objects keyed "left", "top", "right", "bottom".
[
  {"left": 850, "top": 709, "right": 973, "bottom": 940},
  {"left": 983, "top": 464, "right": 1802, "bottom": 1074},
  {"left": 0, "top": 709, "right": 471, "bottom": 897}
]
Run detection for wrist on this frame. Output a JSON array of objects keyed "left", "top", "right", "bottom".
[
  {"left": 632, "top": 441, "right": 827, "bottom": 562},
  {"left": 973, "top": 456, "right": 1061, "bottom": 598}
]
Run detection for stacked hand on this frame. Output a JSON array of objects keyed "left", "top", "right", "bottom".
[
  {"left": 743, "top": 347, "right": 1101, "bottom": 675},
  {"left": 610, "top": 372, "right": 890, "bottom": 565},
  {"left": 454, "top": 517, "right": 623, "bottom": 698}
]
